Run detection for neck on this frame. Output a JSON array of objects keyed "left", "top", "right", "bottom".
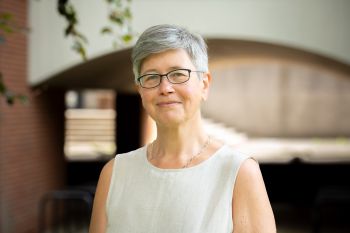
[{"left": 152, "top": 116, "right": 208, "bottom": 161}]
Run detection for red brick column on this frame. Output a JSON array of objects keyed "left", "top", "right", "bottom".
[{"left": 0, "top": 1, "right": 66, "bottom": 233}]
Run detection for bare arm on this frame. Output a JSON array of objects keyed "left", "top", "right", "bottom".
[
  {"left": 232, "top": 158, "right": 276, "bottom": 233},
  {"left": 89, "top": 159, "right": 115, "bottom": 233}
]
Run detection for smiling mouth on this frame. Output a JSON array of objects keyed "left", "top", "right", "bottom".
[{"left": 156, "top": 101, "right": 181, "bottom": 107}]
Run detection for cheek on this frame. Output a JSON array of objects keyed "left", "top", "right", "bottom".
[
  {"left": 141, "top": 94, "right": 151, "bottom": 107},
  {"left": 141, "top": 97, "right": 147, "bottom": 109},
  {"left": 140, "top": 92, "right": 156, "bottom": 113},
  {"left": 139, "top": 92, "right": 148, "bottom": 107},
  {"left": 181, "top": 87, "right": 203, "bottom": 107}
]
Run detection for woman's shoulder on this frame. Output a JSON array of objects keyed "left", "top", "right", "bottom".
[
  {"left": 205, "top": 140, "right": 254, "bottom": 176},
  {"left": 217, "top": 142, "right": 253, "bottom": 162},
  {"left": 99, "top": 146, "right": 147, "bottom": 176},
  {"left": 99, "top": 159, "right": 115, "bottom": 181},
  {"left": 115, "top": 146, "right": 146, "bottom": 159},
  {"left": 107, "top": 146, "right": 149, "bottom": 173}
]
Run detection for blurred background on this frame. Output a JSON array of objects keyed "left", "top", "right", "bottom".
[{"left": 1, "top": 0, "right": 350, "bottom": 232}]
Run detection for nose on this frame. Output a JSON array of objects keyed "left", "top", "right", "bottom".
[{"left": 158, "top": 75, "right": 174, "bottom": 95}]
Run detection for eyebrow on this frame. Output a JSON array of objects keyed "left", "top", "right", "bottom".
[{"left": 141, "top": 66, "right": 185, "bottom": 75}]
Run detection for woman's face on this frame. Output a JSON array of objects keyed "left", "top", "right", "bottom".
[{"left": 137, "top": 49, "right": 211, "bottom": 127}]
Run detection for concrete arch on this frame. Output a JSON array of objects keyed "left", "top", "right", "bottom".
[{"left": 36, "top": 38, "right": 350, "bottom": 137}]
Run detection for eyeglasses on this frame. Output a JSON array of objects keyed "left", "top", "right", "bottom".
[{"left": 137, "top": 68, "right": 204, "bottom": 89}]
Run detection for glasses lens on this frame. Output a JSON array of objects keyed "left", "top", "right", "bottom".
[
  {"left": 168, "top": 69, "right": 190, "bottom": 84},
  {"left": 140, "top": 74, "right": 160, "bottom": 88}
]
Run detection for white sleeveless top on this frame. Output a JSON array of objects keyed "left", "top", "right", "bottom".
[{"left": 106, "top": 144, "right": 250, "bottom": 233}]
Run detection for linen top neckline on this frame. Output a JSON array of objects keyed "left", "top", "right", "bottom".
[{"left": 143, "top": 144, "right": 227, "bottom": 172}]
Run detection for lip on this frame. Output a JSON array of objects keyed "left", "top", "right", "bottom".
[{"left": 156, "top": 101, "right": 181, "bottom": 107}]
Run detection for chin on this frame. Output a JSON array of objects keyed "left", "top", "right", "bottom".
[{"left": 157, "top": 116, "right": 185, "bottom": 127}]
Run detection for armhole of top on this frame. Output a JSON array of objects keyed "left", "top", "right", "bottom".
[
  {"left": 229, "top": 151, "right": 256, "bottom": 213},
  {"left": 230, "top": 154, "right": 257, "bottom": 232},
  {"left": 105, "top": 156, "right": 118, "bottom": 215},
  {"left": 232, "top": 155, "right": 259, "bottom": 197}
]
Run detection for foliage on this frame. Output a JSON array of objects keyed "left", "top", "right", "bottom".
[
  {"left": 58, "top": 0, "right": 88, "bottom": 60},
  {"left": 0, "top": 12, "right": 28, "bottom": 105},
  {"left": 0, "top": 12, "right": 14, "bottom": 35},
  {"left": 58, "top": 0, "right": 134, "bottom": 60},
  {"left": 1, "top": 0, "right": 133, "bottom": 105},
  {"left": 101, "top": 0, "right": 134, "bottom": 49},
  {"left": 0, "top": 72, "right": 27, "bottom": 105}
]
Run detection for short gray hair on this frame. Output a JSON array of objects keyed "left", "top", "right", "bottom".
[{"left": 131, "top": 24, "right": 208, "bottom": 82}]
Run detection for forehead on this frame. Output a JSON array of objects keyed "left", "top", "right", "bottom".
[{"left": 140, "top": 49, "right": 195, "bottom": 73}]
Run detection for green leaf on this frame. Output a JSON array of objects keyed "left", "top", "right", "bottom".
[
  {"left": 72, "top": 40, "right": 87, "bottom": 61},
  {"left": 65, "top": 24, "right": 74, "bottom": 36},
  {"left": 1, "top": 25, "right": 14, "bottom": 33},
  {"left": 0, "top": 12, "right": 15, "bottom": 34},
  {"left": 0, "top": 72, "right": 28, "bottom": 105},
  {"left": 0, "top": 12, "right": 12, "bottom": 21},
  {"left": 75, "top": 31, "right": 88, "bottom": 43},
  {"left": 124, "top": 8, "right": 132, "bottom": 19},
  {"left": 122, "top": 34, "right": 132, "bottom": 42},
  {"left": 109, "top": 12, "right": 124, "bottom": 25},
  {"left": 66, "top": 5, "right": 78, "bottom": 23},
  {"left": 101, "top": 26, "right": 113, "bottom": 34}
]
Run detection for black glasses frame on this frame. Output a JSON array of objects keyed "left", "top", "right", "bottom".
[{"left": 137, "top": 68, "right": 204, "bottom": 89}]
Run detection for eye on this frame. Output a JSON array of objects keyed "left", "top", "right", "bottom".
[
  {"left": 143, "top": 74, "right": 159, "bottom": 82},
  {"left": 170, "top": 71, "right": 187, "bottom": 78},
  {"left": 167, "top": 69, "right": 189, "bottom": 83}
]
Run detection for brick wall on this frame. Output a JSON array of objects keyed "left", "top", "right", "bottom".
[{"left": 0, "top": 1, "right": 66, "bottom": 233}]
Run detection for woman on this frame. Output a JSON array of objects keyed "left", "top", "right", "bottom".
[{"left": 89, "top": 24, "right": 276, "bottom": 233}]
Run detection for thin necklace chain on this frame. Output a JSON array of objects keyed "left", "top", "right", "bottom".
[{"left": 149, "top": 136, "right": 211, "bottom": 168}]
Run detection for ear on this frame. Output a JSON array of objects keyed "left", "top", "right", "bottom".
[{"left": 201, "top": 72, "right": 211, "bottom": 101}]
